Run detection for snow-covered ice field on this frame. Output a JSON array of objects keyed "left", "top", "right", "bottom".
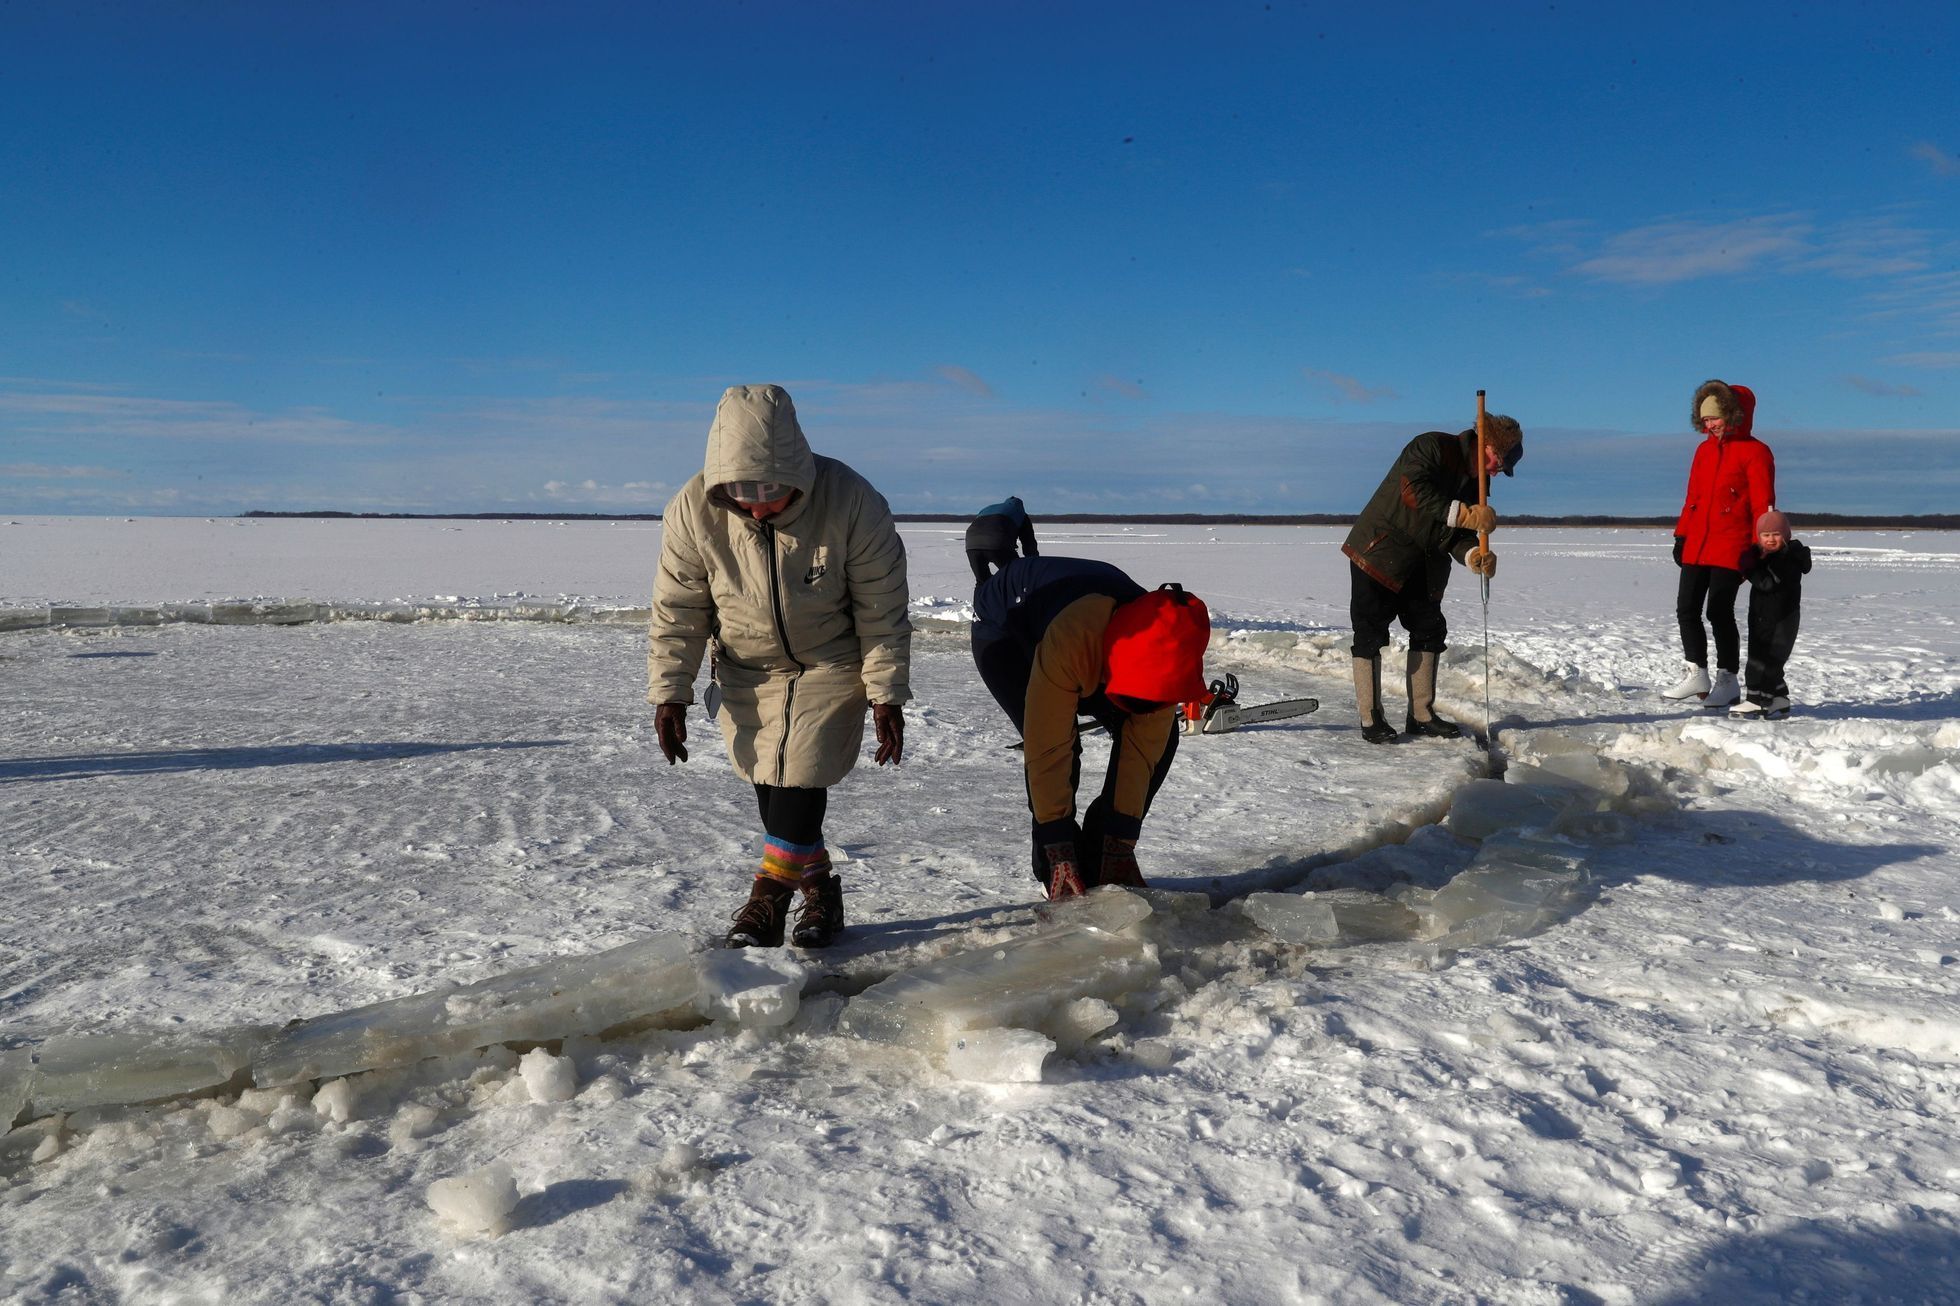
[{"left": 5, "top": 516, "right": 1960, "bottom": 1303}]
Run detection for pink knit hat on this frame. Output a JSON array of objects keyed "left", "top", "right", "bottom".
[{"left": 1757, "top": 509, "right": 1790, "bottom": 536}]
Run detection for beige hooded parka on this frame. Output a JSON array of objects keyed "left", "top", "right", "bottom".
[{"left": 649, "top": 385, "right": 911, "bottom": 788}]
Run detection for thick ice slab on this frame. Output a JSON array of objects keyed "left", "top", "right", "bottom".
[
  {"left": 1400, "top": 837, "right": 1588, "bottom": 951},
  {"left": 1446, "top": 779, "right": 1579, "bottom": 841},
  {"left": 25, "top": 1025, "right": 273, "bottom": 1116},
  {"left": 840, "top": 888, "right": 1159, "bottom": 1054},
  {"left": 945, "top": 1027, "right": 1055, "bottom": 1083},
  {"left": 695, "top": 950, "right": 805, "bottom": 1028},
  {"left": 1246, "top": 834, "right": 1587, "bottom": 956},
  {"left": 254, "top": 933, "right": 700, "bottom": 1085},
  {"left": 2, "top": 1049, "right": 34, "bottom": 1128},
  {"left": 1242, "top": 888, "right": 1424, "bottom": 946}
]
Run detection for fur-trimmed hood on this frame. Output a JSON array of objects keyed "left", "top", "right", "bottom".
[{"left": 1691, "top": 379, "right": 1756, "bottom": 439}]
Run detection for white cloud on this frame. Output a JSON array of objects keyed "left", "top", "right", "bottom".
[
  {"left": 1886, "top": 351, "right": 1960, "bottom": 369},
  {"left": 0, "top": 463, "right": 126, "bottom": 479},
  {"left": 0, "top": 386, "right": 398, "bottom": 447},
  {"left": 1843, "top": 375, "right": 1924, "bottom": 398},
  {"left": 1571, "top": 215, "right": 1812, "bottom": 285},
  {"left": 1911, "top": 141, "right": 1960, "bottom": 178},
  {"left": 934, "top": 365, "right": 994, "bottom": 397},
  {"left": 1302, "top": 367, "right": 1397, "bottom": 404}
]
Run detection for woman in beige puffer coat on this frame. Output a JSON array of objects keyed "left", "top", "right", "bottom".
[{"left": 649, "top": 384, "right": 911, "bottom": 949}]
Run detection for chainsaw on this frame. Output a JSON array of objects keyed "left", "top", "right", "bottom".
[{"left": 1182, "top": 673, "right": 1319, "bottom": 735}]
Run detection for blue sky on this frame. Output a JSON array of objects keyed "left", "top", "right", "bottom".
[{"left": 2, "top": 2, "right": 1955, "bottom": 517}]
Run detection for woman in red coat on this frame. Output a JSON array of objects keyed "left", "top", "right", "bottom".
[{"left": 1662, "top": 379, "right": 1775, "bottom": 707}]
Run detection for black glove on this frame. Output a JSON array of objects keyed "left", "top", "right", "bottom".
[
  {"left": 872, "top": 703, "right": 904, "bottom": 766},
  {"left": 1672, "top": 536, "right": 1685, "bottom": 566},
  {"left": 655, "top": 702, "right": 689, "bottom": 765},
  {"left": 1099, "top": 835, "right": 1146, "bottom": 889},
  {"left": 1042, "top": 842, "right": 1087, "bottom": 901}
]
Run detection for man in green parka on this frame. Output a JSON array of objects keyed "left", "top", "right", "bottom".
[{"left": 1339, "top": 416, "right": 1522, "bottom": 743}]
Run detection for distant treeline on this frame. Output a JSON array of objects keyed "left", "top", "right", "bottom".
[{"left": 242, "top": 510, "right": 1960, "bottom": 529}]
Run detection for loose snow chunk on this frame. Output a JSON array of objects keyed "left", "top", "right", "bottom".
[
  {"left": 427, "top": 1162, "right": 519, "bottom": 1237},
  {"left": 946, "top": 1028, "right": 1055, "bottom": 1083},
  {"left": 27, "top": 1024, "right": 271, "bottom": 1117},
  {"left": 254, "top": 934, "right": 700, "bottom": 1085},
  {"left": 841, "top": 891, "right": 1157, "bottom": 1054},
  {"left": 1446, "top": 780, "right": 1578, "bottom": 842},
  {"left": 1041, "top": 997, "right": 1120, "bottom": 1053},
  {"left": 390, "top": 1103, "right": 443, "bottom": 1145},
  {"left": 518, "top": 1048, "right": 578, "bottom": 1103},
  {"left": 694, "top": 951, "right": 805, "bottom": 1028},
  {"left": 312, "top": 1078, "right": 359, "bottom": 1123},
  {"left": 1242, "top": 889, "right": 1424, "bottom": 948},
  {"left": 206, "top": 1105, "right": 259, "bottom": 1140}
]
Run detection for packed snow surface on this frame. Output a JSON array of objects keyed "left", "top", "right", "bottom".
[{"left": 4, "top": 517, "right": 1960, "bottom": 1303}]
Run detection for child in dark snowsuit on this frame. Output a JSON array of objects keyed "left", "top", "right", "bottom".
[{"left": 1731, "top": 508, "right": 1810, "bottom": 718}]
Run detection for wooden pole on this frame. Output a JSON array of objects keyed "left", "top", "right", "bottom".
[{"left": 1475, "top": 389, "right": 1490, "bottom": 555}]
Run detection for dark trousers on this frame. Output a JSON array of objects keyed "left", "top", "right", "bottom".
[
  {"left": 1676, "top": 565, "right": 1742, "bottom": 672},
  {"left": 1745, "top": 603, "right": 1800, "bottom": 699},
  {"left": 755, "top": 784, "right": 827, "bottom": 845},
  {"left": 1349, "top": 562, "right": 1446, "bottom": 659},
  {"left": 970, "top": 620, "right": 1179, "bottom": 887},
  {"left": 968, "top": 547, "right": 1017, "bottom": 583}
]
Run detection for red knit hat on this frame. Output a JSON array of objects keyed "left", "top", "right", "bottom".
[{"left": 1104, "top": 584, "right": 1212, "bottom": 704}]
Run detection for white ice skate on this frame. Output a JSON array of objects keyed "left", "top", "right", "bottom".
[
  {"left": 1702, "top": 670, "right": 1742, "bottom": 709},
  {"left": 1661, "top": 664, "right": 1711, "bottom": 700},
  {"left": 1729, "top": 697, "right": 1766, "bottom": 719}
]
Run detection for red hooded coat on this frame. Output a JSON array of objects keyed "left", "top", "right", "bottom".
[{"left": 1675, "top": 381, "right": 1775, "bottom": 571}]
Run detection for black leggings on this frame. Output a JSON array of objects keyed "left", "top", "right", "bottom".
[
  {"left": 1676, "top": 565, "right": 1742, "bottom": 672},
  {"left": 755, "top": 784, "right": 827, "bottom": 845}
]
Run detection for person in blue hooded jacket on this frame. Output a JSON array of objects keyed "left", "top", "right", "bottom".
[{"left": 965, "top": 495, "right": 1040, "bottom": 582}]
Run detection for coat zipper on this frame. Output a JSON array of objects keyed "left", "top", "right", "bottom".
[{"left": 762, "top": 520, "right": 806, "bottom": 780}]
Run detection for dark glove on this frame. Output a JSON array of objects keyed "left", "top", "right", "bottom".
[
  {"left": 1672, "top": 535, "right": 1685, "bottom": 566},
  {"left": 655, "top": 702, "right": 689, "bottom": 765},
  {"left": 1099, "top": 835, "right": 1146, "bottom": 889},
  {"left": 1042, "top": 842, "right": 1087, "bottom": 902},
  {"left": 872, "top": 702, "right": 904, "bottom": 766}
]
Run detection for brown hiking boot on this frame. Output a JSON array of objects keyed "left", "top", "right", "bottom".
[
  {"left": 791, "top": 871, "right": 845, "bottom": 948},
  {"left": 726, "top": 876, "right": 795, "bottom": 948}
]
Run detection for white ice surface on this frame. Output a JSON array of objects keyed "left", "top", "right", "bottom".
[{"left": 4, "top": 519, "right": 1960, "bottom": 1302}]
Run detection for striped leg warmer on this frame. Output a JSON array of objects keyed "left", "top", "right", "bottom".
[{"left": 759, "top": 834, "right": 832, "bottom": 887}]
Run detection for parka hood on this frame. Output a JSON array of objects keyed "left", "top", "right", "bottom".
[
  {"left": 702, "top": 385, "right": 819, "bottom": 502},
  {"left": 1691, "top": 379, "right": 1756, "bottom": 440}
]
